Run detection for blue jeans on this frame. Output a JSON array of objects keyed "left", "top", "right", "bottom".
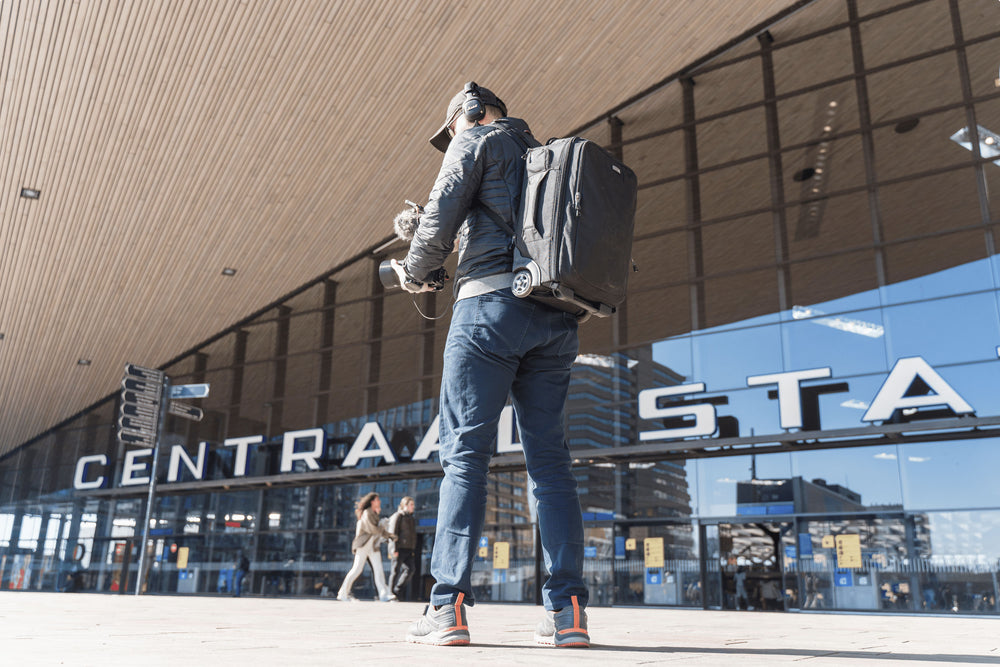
[
  {"left": 429, "top": 288, "right": 589, "bottom": 611},
  {"left": 233, "top": 568, "right": 246, "bottom": 596}
]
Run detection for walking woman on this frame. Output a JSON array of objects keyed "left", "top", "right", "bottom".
[{"left": 337, "top": 492, "right": 397, "bottom": 601}]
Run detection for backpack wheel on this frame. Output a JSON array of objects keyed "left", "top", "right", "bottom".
[{"left": 511, "top": 269, "right": 534, "bottom": 298}]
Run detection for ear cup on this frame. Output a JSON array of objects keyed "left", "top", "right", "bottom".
[{"left": 462, "top": 81, "right": 485, "bottom": 122}]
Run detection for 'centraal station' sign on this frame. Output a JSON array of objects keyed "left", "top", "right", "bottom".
[{"left": 74, "top": 356, "right": 977, "bottom": 490}]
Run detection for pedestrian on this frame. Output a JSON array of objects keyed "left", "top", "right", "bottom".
[
  {"left": 734, "top": 567, "right": 748, "bottom": 610},
  {"left": 393, "top": 82, "right": 590, "bottom": 648},
  {"left": 804, "top": 573, "right": 821, "bottom": 608},
  {"left": 337, "top": 492, "right": 397, "bottom": 602},
  {"left": 387, "top": 496, "right": 417, "bottom": 600},
  {"left": 233, "top": 551, "right": 250, "bottom": 597}
]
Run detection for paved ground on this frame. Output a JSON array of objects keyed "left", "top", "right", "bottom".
[{"left": 1, "top": 592, "right": 999, "bottom": 666}]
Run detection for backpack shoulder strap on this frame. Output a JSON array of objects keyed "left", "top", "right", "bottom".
[
  {"left": 478, "top": 124, "right": 534, "bottom": 235},
  {"left": 480, "top": 203, "right": 515, "bottom": 236}
]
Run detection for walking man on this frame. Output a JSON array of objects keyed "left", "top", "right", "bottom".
[{"left": 387, "top": 496, "right": 417, "bottom": 600}]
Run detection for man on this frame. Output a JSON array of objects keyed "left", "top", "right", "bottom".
[
  {"left": 233, "top": 551, "right": 250, "bottom": 597},
  {"left": 734, "top": 567, "right": 748, "bottom": 610},
  {"left": 393, "top": 82, "right": 590, "bottom": 648},
  {"left": 387, "top": 496, "right": 417, "bottom": 600}
]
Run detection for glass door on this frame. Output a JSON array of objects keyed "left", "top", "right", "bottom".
[{"left": 709, "top": 521, "right": 796, "bottom": 611}]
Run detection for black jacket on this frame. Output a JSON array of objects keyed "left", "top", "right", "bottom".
[
  {"left": 388, "top": 510, "right": 416, "bottom": 552},
  {"left": 403, "top": 117, "right": 539, "bottom": 293}
]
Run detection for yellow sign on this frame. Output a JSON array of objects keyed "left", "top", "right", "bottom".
[
  {"left": 625, "top": 538, "right": 636, "bottom": 551},
  {"left": 478, "top": 547, "right": 488, "bottom": 558},
  {"left": 644, "top": 537, "right": 664, "bottom": 568},
  {"left": 493, "top": 541, "right": 510, "bottom": 569},
  {"left": 835, "top": 534, "right": 862, "bottom": 569},
  {"left": 821, "top": 535, "right": 835, "bottom": 549},
  {"left": 177, "top": 547, "right": 189, "bottom": 569}
]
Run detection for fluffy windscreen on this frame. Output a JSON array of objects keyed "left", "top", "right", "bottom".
[{"left": 393, "top": 201, "right": 423, "bottom": 241}]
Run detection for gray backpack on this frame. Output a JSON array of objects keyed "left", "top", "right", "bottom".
[{"left": 487, "top": 135, "right": 638, "bottom": 320}]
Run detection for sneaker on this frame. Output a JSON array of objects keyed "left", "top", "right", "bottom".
[
  {"left": 380, "top": 594, "right": 398, "bottom": 602},
  {"left": 405, "top": 592, "right": 470, "bottom": 646},
  {"left": 534, "top": 595, "right": 590, "bottom": 648},
  {"left": 336, "top": 594, "right": 358, "bottom": 602}
]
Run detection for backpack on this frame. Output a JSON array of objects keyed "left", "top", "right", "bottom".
[{"left": 486, "top": 135, "right": 638, "bottom": 320}]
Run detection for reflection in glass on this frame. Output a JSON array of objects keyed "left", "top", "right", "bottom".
[
  {"left": 899, "top": 438, "right": 1000, "bottom": 511},
  {"left": 690, "top": 323, "right": 783, "bottom": 392},
  {"left": 790, "top": 444, "right": 903, "bottom": 508},
  {"left": 883, "top": 292, "right": 1000, "bottom": 365}
]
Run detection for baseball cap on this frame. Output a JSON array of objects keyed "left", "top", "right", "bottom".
[{"left": 429, "top": 82, "right": 507, "bottom": 153}]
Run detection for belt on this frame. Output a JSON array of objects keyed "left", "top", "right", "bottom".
[{"left": 456, "top": 272, "right": 514, "bottom": 302}]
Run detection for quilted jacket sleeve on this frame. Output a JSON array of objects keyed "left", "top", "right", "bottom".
[{"left": 402, "top": 131, "right": 485, "bottom": 282}]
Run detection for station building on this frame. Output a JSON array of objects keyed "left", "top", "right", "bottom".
[{"left": 2, "top": 0, "right": 1000, "bottom": 614}]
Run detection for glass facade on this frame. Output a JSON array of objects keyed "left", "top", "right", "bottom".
[{"left": 2, "top": 0, "right": 1000, "bottom": 614}]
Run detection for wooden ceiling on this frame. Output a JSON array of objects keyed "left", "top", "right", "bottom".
[{"left": 0, "top": 1, "right": 799, "bottom": 457}]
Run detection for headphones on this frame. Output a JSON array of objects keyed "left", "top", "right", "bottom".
[{"left": 462, "top": 81, "right": 485, "bottom": 123}]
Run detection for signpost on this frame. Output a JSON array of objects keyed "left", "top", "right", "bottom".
[
  {"left": 117, "top": 363, "right": 208, "bottom": 595},
  {"left": 118, "top": 364, "right": 166, "bottom": 597},
  {"left": 169, "top": 383, "right": 210, "bottom": 399},
  {"left": 117, "top": 364, "right": 164, "bottom": 451},
  {"left": 168, "top": 402, "right": 204, "bottom": 421}
]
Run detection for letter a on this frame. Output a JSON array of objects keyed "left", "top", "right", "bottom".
[{"left": 862, "top": 356, "right": 974, "bottom": 422}]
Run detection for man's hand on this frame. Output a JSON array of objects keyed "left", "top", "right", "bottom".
[{"left": 390, "top": 259, "right": 435, "bottom": 293}]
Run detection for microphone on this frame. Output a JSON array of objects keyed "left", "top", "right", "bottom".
[{"left": 393, "top": 200, "right": 423, "bottom": 241}]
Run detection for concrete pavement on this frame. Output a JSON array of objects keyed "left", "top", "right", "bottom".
[{"left": 2, "top": 592, "right": 999, "bottom": 666}]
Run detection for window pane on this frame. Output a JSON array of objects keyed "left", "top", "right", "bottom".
[
  {"left": 782, "top": 306, "right": 888, "bottom": 378},
  {"left": 699, "top": 159, "right": 771, "bottom": 221},
  {"left": 860, "top": 1, "right": 955, "bottom": 69},
  {"left": 692, "top": 322, "right": 782, "bottom": 392},
  {"left": 693, "top": 56, "right": 763, "bottom": 118},
  {"left": 790, "top": 445, "right": 903, "bottom": 508},
  {"left": 636, "top": 178, "right": 688, "bottom": 234},
  {"left": 879, "top": 169, "right": 985, "bottom": 243},
  {"left": 774, "top": 28, "right": 853, "bottom": 94},
  {"left": 974, "top": 97, "right": 1000, "bottom": 223},
  {"left": 959, "top": 0, "right": 1000, "bottom": 41},
  {"left": 883, "top": 231, "right": 990, "bottom": 299},
  {"left": 900, "top": 438, "right": 1000, "bottom": 510},
  {"left": 788, "top": 250, "right": 880, "bottom": 309},
  {"left": 697, "top": 107, "right": 768, "bottom": 169},
  {"left": 866, "top": 53, "right": 963, "bottom": 123},
  {"left": 778, "top": 82, "right": 859, "bottom": 148},
  {"left": 786, "top": 191, "right": 875, "bottom": 263},
  {"left": 625, "top": 89, "right": 685, "bottom": 181},
  {"left": 883, "top": 292, "right": 998, "bottom": 365},
  {"left": 783, "top": 134, "right": 866, "bottom": 206},
  {"left": 695, "top": 453, "right": 792, "bottom": 518},
  {"left": 965, "top": 37, "right": 1000, "bottom": 99},
  {"left": 627, "top": 285, "right": 692, "bottom": 347},
  {"left": 703, "top": 269, "right": 780, "bottom": 330},
  {"left": 874, "top": 109, "right": 975, "bottom": 182},
  {"left": 703, "top": 214, "right": 773, "bottom": 276},
  {"left": 631, "top": 229, "right": 688, "bottom": 292}
]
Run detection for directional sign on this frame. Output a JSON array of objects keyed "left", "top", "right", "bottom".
[
  {"left": 123, "top": 377, "right": 160, "bottom": 395},
  {"left": 122, "top": 391, "right": 158, "bottom": 407},
  {"left": 119, "top": 363, "right": 165, "bottom": 448},
  {"left": 125, "top": 363, "right": 164, "bottom": 381},
  {"left": 168, "top": 402, "right": 203, "bottom": 422},
  {"left": 122, "top": 403, "right": 157, "bottom": 418},
  {"left": 169, "top": 383, "right": 209, "bottom": 399},
  {"left": 119, "top": 430, "right": 150, "bottom": 445},
  {"left": 120, "top": 415, "right": 156, "bottom": 432},
  {"left": 120, "top": 425, "right": 155, "bottom": 440}
]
